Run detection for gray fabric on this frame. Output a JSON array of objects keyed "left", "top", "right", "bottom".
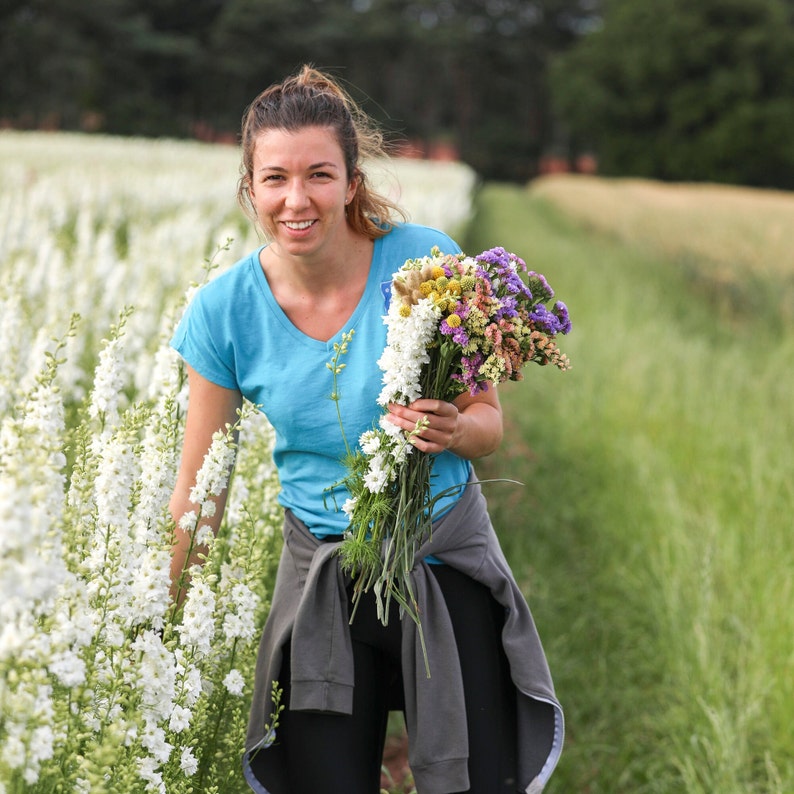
[{"left": 244, "top": 476, "right": 564, "bottom": 793}]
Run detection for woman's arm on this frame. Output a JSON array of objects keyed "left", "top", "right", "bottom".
[
  {"left": 169, "top": 365, "right": 243, "bottom": 602},
  {"left": 385, "top": 386, "right": 503, "bottom": 460}
]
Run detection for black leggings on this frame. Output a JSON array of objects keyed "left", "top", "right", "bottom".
[{"left": 252, "top": 565, "right": 518, "bottom": 793}]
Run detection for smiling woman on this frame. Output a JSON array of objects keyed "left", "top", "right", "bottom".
[{"left": 169, "top": 64, "right": 562, "bottom": 794}]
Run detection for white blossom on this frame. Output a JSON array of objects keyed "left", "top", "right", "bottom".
[
  {"left": 89, "top": 333, "right": 128, "bottom": 426},
  {"left": 169, "top": 705, "right": 192, "bottom": 733},
  {"left": 223, "top": 669, "right": 245, "bottom": 696},
  {"left": 179, "top": 746, "right": 199, "bottom": 776},
  {"left": 178, "top": 578, "right": 217, "bottom": 657},
  {"left": 48, "top": 649, "right": 87, "bottom": 687},
  {"left": 377, "top": 296, "right": 439, "bottom": 406}
]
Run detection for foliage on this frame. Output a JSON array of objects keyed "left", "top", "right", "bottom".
[
  {"left": 550, "top": 0, "right": 794, "bottom": 188},
  {"left": 0, "top": 0, "right": 601, "bottom": 180},
  {"left": 531, "top": 173, "right": 794, "bottom": 330}
]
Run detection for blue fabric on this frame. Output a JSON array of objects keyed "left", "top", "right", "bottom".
[{"left": 171, "top": 223, "right": 471, "bottom": 538}]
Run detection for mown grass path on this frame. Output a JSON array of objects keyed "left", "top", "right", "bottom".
[{"left": 463, "top": 184, "right": 794, "bottom": 794}]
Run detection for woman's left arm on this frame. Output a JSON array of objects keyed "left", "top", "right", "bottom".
[{"left": 386, "top": 387, "right": 503, "bottom": 460}]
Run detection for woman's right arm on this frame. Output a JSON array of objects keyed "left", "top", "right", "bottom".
[{"left": 169, "top": 364, "right": 243, "bottom": 603}]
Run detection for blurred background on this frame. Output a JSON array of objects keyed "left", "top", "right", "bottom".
[{"left": 2, "top": 0, "right": 793, "bottom": 187}]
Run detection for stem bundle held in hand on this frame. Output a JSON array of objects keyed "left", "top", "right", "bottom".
[{"left": 329, "top": 246, "right": 572, "bottom": 669}]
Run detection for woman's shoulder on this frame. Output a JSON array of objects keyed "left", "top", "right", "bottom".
[
  {"left": 191, "top": 246, "right": 264, "bottom": 307},
  {"left": 384, "top": 222, "right": 461, "bottom": 254}
]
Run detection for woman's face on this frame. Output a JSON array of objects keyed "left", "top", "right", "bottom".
[{"left": 249, "top": 125, "right": 358, "bottom": 261}]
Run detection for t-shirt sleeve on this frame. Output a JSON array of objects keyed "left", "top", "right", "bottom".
[{"left": 170, "top": 287, "right": 239, "bottom": 390}]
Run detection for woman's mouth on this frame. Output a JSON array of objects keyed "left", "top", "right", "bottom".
[{"left": 283, "top": 220, "right": 316, "bottom": 230}]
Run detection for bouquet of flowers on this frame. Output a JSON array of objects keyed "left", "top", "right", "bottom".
[{"left": 334, "top": 246, "right": 571, "bottom": 653}]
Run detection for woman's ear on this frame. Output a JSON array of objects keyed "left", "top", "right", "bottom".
[{"left": 346, "top": 171, "right": 361, "bottom": 205}]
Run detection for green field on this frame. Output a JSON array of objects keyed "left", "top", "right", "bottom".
[{"left": 465, "top": 183, "right": 794, "bottom": 794}]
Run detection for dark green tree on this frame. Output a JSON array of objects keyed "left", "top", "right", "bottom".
[
  {"left": 0, "top": 0, "right": 602, "bottom": 180},
  {"left": 550, "top": 0, "right": 794, "bottom": 187}
]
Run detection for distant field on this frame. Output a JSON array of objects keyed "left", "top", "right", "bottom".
[{"left": 531, "top": 173, "right": 794, "bottom": 328}]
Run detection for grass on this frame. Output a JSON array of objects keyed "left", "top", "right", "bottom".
[{"left": 462, "top": 182, "right": 794, "bottom": 793}]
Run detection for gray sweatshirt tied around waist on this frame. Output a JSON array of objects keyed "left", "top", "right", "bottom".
[{"left": 243, "top": 476, "right": 564, "bottom": 794}]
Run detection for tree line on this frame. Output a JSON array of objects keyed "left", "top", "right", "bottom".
[{"left": 2, "top": 0, "right": 793, "bottom": 187}]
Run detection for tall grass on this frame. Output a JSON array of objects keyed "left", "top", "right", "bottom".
[{"left": 463, "top": 184, "right": 794, "bottom": 793}]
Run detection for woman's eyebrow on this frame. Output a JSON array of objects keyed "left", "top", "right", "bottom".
[{"left": 257, "top": 161, "right": 339, "bottom": 173}]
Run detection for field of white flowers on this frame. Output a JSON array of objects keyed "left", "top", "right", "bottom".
[{"left": 0, "top": 131, "right": 477, "bottom": 793}]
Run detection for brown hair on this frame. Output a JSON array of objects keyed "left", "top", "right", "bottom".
[{"left": 237, "top": 65, "right": 404, "bottom": 239}]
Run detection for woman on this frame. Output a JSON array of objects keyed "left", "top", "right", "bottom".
[{"left": 169, "top": 65, "right": 563, "bottom": 794}]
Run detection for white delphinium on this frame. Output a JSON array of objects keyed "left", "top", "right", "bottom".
[
  {"left": 222, "top": 669, "right": 245, "bottom": 696},
  {"left": 88, "top": 313, "right": 132, "bottom": 430},
  {"left": 0, "top": 681, "right": 56, "bottom": 785},
  {"left": 377, "top": 293, "right": 440, "bottom": 407},
  {"left": 0, "top": 290, "right": 28, "bottom": 415},
  {"left": 188, "top": 428, "right": 237, "bottom": 520},
  {"left": 130, "top": 631, "right": 178, "bottom": 725},
  {"left": 137, "top": 753, "right": 167, "bottom": 793},
  {"left": 177, "top": 577, "right": 217, "bottom": 659},
  {"left": 0, "top": 324, "right": 72, "bottom": 719},
  {"left": 219, "top": 579, "right": 260, "bottom": 645},
  {"left": 179, "top": 745, "right": 199, "bottom": 776}
]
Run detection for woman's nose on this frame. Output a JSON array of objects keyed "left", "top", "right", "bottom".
[{"left": 285, "top": 180, "right": 310, "bottom": 210}]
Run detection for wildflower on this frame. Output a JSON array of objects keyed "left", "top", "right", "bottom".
[
  {"left": 178, "top": 578, "right": 217, "bottom": 657},
  {"left": 169, "top": 705, "right": 192, "bottom": 733}
]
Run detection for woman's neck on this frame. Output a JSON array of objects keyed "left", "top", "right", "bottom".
[{"left": 260, "top": 232, "right": 375, "bottom": 341}]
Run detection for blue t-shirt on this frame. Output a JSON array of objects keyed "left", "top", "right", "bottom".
[{"left": 171, "top": 223, "right": 471, "bottom": 538}]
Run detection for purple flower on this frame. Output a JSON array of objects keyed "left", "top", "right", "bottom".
[
  {"left": 475, "top": 247, "right": 512, "bottom": 268},
  {"left": 451, "top": 351, "right": 486, "bottom": 394},
  {"left": 527, "top": 271, "right": 554, "bottom": 302},
  {"left": 495, "top": 294, "right": 519, "bottom": 320},
  {"left": 440, "top": 318, "right": 470, "bottom": 346},
  {"left": 529, "top": 304, "right": 563, "bottom": 335},
  {"left": 476, "top": 248, "right": 532, "bottom": 301},
  {"left": 553, "top": 301, "right": 572, "bottom": 334}
]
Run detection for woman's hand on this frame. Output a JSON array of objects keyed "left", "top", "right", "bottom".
[{"left": 385, "top": 386, "right": 503, "bottom": 460}]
